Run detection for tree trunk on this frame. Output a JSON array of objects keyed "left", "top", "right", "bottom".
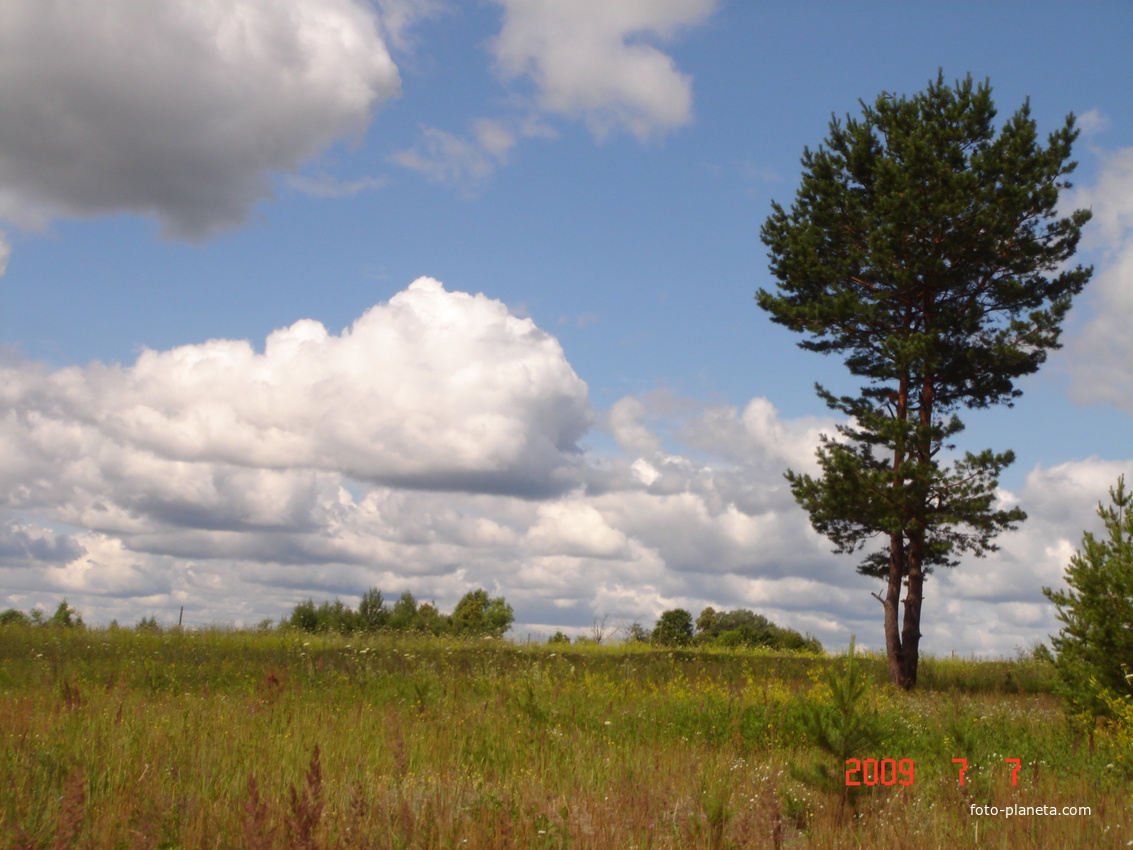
[
  {"left": 884, "top": 531, "right": 905, "bottom": 686},
  {"left": 884, "top": 371, "right": 912, "bottom": 688},
  {"left": 894, "top": 358, "right": 934, "bottom": 690},
  {"left": 897, "top": 530, "right": 925, "bottom": 690}
]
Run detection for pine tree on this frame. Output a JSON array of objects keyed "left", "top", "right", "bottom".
[
  {"left": 758, "top": 72, "right": 1092, "bottom": 688},
  {"left": 1043, "top": 476, "right": 1133, "bottom": 721}
]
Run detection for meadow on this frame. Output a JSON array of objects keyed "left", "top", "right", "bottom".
[{"left": 0, "top": 625, "right": 1129, "bottom": 849}]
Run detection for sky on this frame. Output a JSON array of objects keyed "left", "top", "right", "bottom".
[{"left": 1, "top": 0, "right": 1131, "bottom": 655}]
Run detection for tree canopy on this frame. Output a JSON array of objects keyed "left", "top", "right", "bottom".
[{"left": 758, "top": 72, "right": 1092, "bottom": 688}]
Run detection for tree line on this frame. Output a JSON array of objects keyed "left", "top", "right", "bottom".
[
  {"left": 648, "top": 607, "right": 822, "bottom": 652},
  {"left": 0, "top": 600, "right": 84, "bottom": 629},
  {"left": 545, "top": 607, "right": 822, "bottom": 652},
  {"left": 287, "top": 588, "right": 514, "bottom": 638}
]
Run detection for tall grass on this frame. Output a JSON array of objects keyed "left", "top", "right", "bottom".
[{"left": 0, "top": 626, "right": 1128, "bottom": 848}]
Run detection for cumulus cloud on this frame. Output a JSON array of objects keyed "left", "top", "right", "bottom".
[
  {"left": 491, "top": 0, "right": 718, "bottom": 141},
  {"left": 0, "top": 0, "right": 400, "bottom": 240},
  {"left": 2, "top": 288, "right": 1126, "bottom": 656},
  {"left": 1, "top": 278, "right": 591, "bottom": 500},
  {"left": 931, "top": 456, "right": 1133, "bottom": 653},
  {"left": 608, "top": 396, "right": 662, "bottom": 455},
  {"left": 1066, "top": 147, "right": 1133, "bottom": 412},
  {"left": 0, "top": 521, "right": 86, "bottom": 567}
]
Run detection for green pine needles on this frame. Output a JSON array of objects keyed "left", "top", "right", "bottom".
[
  {"left": 1044, "top": 475, "right": 1133, "bottom": 723},
  {"left": 757, "top": 72, "right": 1092, "bottom": 689},
  {"left": 793, "top": 638, "right": 892, "bottom": 819}
]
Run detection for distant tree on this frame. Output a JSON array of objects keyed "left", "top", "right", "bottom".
[
  {"left": 1043, "top": 476, "right": 1133, "bottom": 721},
  {"left": 316, "top": 599, "right": 362, "bottom": 634},
  {"left": 695, "top": 607, "right": 718, "bottom": 636},
  {"left": 289, "top": 599, "right": 319, "bottom": 633},
  {"left": 451, "top": 589, "right": 513, "bottom": 638},
  {"left": 652, "top": 609, "right": 694, "bottom": 647},
  {"left": 358, "top": 588, "right": 388, "bottom": 632},
  {"left": 286, "top": 588, "right": 513, "bottom": 638},
  {"left": 548, "top": 631, "right": 571, "bottom": 645},
  {"left": 483, "top": 596, "right": 515, "bottom": 637},
  {"left": 758, "top": 73, "right": 1091, "bottom": 688},
  {"left": 389, "top": 592, "right": 419, "bottom": 631},
  {"left": 0, "top": 608, "right": 31, "bottom": 626},
  {"left": 590, "top": 614, "right": 611, "bottom": 645},
  {"left": 49, "top": 600, "right": 83, "bottom": 629},
  {"left": 713, "top": 609, "right": 773, "bottom": 640},
  {"left": 286, "top": 597, "right": 362, "bottom": 634},
  {"left": 136, "top": 615, "right": 161, "bottom": 633},
  {"left": 415, "top": 602, "right": 449, "bottom": 635},
  {"left": 624, "top": 620, "right": 651, "bottom": 643},
  {"left": 695, "top": 607, "right": 822, "bottom": 653}
]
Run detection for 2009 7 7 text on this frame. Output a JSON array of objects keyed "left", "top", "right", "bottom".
[{"left": 846, "top": 758, "right": 1028, "bottom": 786}]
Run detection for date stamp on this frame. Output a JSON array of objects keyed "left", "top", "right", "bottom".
[
  {"left": 844, "top": 758, "right": 915, "bottom": 786},
  {"left": 845, "top": 757, "right": 1025, "bottom": 786}
]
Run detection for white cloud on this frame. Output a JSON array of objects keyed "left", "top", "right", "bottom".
[
  {"left": 1, "top": 278, "right": 591, "bottom": 501},
  {"left": 608, "top": 396, "right": 662, "bottom": 455},
  {"left": 1076, "top": 108, "right": 1111, "bottom": 138},
  {"left": 490, "top": 0, "right": 718, "bottom": 141},
  {"left": 931, "top": 456, "right": 1132, "bottom": 652},
  {"left": 390, "top": 116, "right": 555, "bottom": 192},
  {"left": 374, "top": 0, "right": 449, "bottom": 54},
  {"left": 526, "top": 502, "right": 630, "bottom": 558},
  {"left": 0, "top": 0, "right": 400, "bottom": 240},
  {"left": 0, "top": 521, "right": 85, "bottom": 567},
  {"left": 1074, "top": 147, "right": 1133, "bottom": 248},
  {"left": 389, "top": 1, "right": 716, "bottom": 190},
  {"left": 390, "top": 124, "right": 510, "bottom": 192},
  {"left": 284, "top": 173, "right": 391, "bottom": 198},
  {"left": 3, "top": 293, "right": 1128, "bottom": 656},
  {"left": 1066, "top": 146, "right": 1133, "bottom": 412}
]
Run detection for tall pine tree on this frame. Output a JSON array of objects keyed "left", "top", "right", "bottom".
[{"left": 758, "top": 73, "right": 1092, "bottom": 688}]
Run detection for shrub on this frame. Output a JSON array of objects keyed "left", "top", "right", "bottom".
[{"left": 693, "top": 607, "right": 823, "bottom": 652}]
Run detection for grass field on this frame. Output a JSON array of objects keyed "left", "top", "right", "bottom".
[{"left": 0, "top": 626, "right": 1129, "bottom": 849}]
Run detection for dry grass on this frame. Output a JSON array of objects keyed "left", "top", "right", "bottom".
[{"left": 0, "top": 627, "right": 1128, "bottom": 848}]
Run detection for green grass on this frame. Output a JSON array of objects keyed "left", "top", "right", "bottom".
[{"left": 0, "top": 626, "right": 1129, "bottom": 848}]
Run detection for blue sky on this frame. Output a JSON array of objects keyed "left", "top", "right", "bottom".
[{"left": 1, "top": 0, "right": 1131, "bottom": 655}]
